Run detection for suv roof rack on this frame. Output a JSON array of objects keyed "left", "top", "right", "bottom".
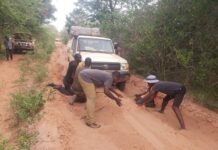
[{"left": 70, "top": 26, "right": 100, "bottom": 36}]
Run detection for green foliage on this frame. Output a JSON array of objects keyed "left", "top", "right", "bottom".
[
  {"left": 17, "top": 59, "right": 32, "bottom": 83},
  {"left": 10, "top": 89, "right": 45, "bottom": 124},
  {"left": 17, "top": 129, "right": 37, "bottom": 150},
  {"left": 0, "top": 130, "right": 37, "bottom": 150},
  {"left": 34, "top": 64, "right": 47, "bottom": 83},
  {"left": 15, "top": 25, "right": 55, "bottom": 84},
  {"left": 60, "top": 29, "right": 70, "bottom": 44},
  {"left": 0, "top": 136, "right": 15, "bottom": 150},
  {"left": 0, "top": 0, "right": 56, "bottom": 37},
  {"left": 175, "top": 49, "right": 193, "bottom": 67},
  {"left": 0, "top": 51, "right": 4, "bottom": 60},
  {"left": 66, "top": 0, "right": 218, "bottom": 109},
  {"left": 34, "top": 25, "right": 56, "bottom": 61},
  {"left": 193, "top": 89, "right": 218, "bottom": 110}
]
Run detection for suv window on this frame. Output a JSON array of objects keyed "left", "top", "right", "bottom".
[
  {"left": 78, "top": 38, "right": 114, "bottom": 53},
  {"left": 71, "top": 38, "right": 77, "bottom": 53}
]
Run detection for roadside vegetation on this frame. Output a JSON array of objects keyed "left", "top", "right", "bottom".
[
  {"left": 9, "top": 27, "right": 56, "bottom": 149},
  {"left": 17, "top": 26, "right": 56, "bottom": 84},
  {"left": 0, "top": 129, "right": 37, "bottom": 150},
  {"left": 0, "top": 0, "right": 56, "bottom": 149},
  {"left": 0, "top": 46, "right": 4, "bottom": 60},
  {"left": 16, "top": 129, "right": 38, "bottom": 150},
  {"left": 65, "top": 0, "right": 218, "bottom": 109},
  {"left": 11, "top": 90, "right": 44, "bottom": 124}
]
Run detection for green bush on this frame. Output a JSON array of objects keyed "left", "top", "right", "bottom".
[
  {"left": 10, "top": 90, "right": 45, "bottom": 124},
  {"left": 0, "top": 51, "right": 4, "bottom": 60},
  {"left": 193, "top": 89, "right": 218, "bottom": 110},
  {"left": 34, "top": 64, "right": 47, "bottom": 83},
  {"left": 17, "top": 129, "right": 37, "bottom": 150},
  {"left": 16, "top": 59, "right": 32, "bottom": 83},
  {"left": 0, "top": 136, "right": 15, "bottom": 150}
]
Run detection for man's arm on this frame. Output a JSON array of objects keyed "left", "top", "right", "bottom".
[
  {"left": 136, "top": 91, "right": 148, "bottom": 97},
  {"left": 141, "top": 90, "right": 156, "bottom": 104},
  {"left": 110, "top": 87, "right": 123, "bottom": 98},
  {"left": 104, "top": 87, "right": 122, "bottom": 106}
]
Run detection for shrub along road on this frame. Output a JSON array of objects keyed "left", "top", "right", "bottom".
[{"left": 0, "top": 42, "right": 218, "bottom": 150}]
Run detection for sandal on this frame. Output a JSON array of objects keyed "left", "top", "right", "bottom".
[{"left": 86, "top": 122, "right": 101, "bottom": 128}]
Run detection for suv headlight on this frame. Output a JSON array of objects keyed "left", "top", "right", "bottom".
[{"left": 121, "top": 63, "right": 129, "bottom": 71}]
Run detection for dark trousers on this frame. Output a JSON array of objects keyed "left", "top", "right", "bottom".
[
  {"left": 63, "top": 77, "right": 74, "bottom": 94},
  {"left": 160, "top": 86, "right": 186, "bottom": 112},
  {"left": 6, "top": 49, "right": 13, "bottom": 60}
]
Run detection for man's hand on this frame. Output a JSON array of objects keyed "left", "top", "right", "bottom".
[{"left": 115, "top": 98, "right": 122, "bottom": 107}]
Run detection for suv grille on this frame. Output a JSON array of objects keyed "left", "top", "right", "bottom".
[{"left": 91, "top": 62, "right": 120, "bottom": 70}]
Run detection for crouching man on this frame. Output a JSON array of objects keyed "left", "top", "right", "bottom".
[
  {"left": 78, "top": 69, "right": 122, "bottom": 128},
  {"left": 141, "top": 75, "right": 186, "bottom": 129}
]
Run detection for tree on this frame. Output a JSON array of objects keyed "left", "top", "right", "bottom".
[
  {"left": 65, "top": 0, "right": 218, "bottom": 107},
  {"left": 0, "top": 0, "right": 56, "bottom": 36}
]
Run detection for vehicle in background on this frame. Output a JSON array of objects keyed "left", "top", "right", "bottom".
[
  {"left": 67, "top": 26, "right": 130, "bottom": 91},
  {"left": 13, "top": 32, "right": 34, "bottom": 53}
]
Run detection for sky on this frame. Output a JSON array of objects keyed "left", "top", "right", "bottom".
[{"left": 51, "top": 0, "right": 77, "bottom": 31}]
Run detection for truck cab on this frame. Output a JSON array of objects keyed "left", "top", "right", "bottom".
[{"left": 67, "top": 26, "right": 130, "bottom": 90}]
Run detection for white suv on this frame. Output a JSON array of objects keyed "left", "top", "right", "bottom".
[{"left": 67, "top": 27, "right": 130, "bottom": 90}]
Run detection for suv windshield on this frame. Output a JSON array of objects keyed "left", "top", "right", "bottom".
[{"left": 78, "top": 38, "right": 114, "bottom": 53}]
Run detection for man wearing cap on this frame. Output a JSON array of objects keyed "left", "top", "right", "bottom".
[{"left": 139, "top": 75, "right": 186, "bottom": 129}]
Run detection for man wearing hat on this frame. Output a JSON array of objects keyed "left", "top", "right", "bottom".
[{"left": 138, "top": 75, "right": 186, "bottom": 129}]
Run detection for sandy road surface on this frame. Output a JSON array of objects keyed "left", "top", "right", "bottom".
[
  {"left": 0, "top": 43, "right": 218, "bottom": 150},
  {"left": 32, "top": 42, "right": 218, "bottom": 150},
  {"left": 0, "top": 55, "right": 25, "bottom": 138}
]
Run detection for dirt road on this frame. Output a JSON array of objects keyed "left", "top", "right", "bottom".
[
  {"left": 32, "top": 42, "right": 218, "bottom": 150},
  {"left": 1, "top": 43, "right": 218, "bottom": 150},
  {"left": 0, "top": 55, "right": 25, "bottom": 139}
]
